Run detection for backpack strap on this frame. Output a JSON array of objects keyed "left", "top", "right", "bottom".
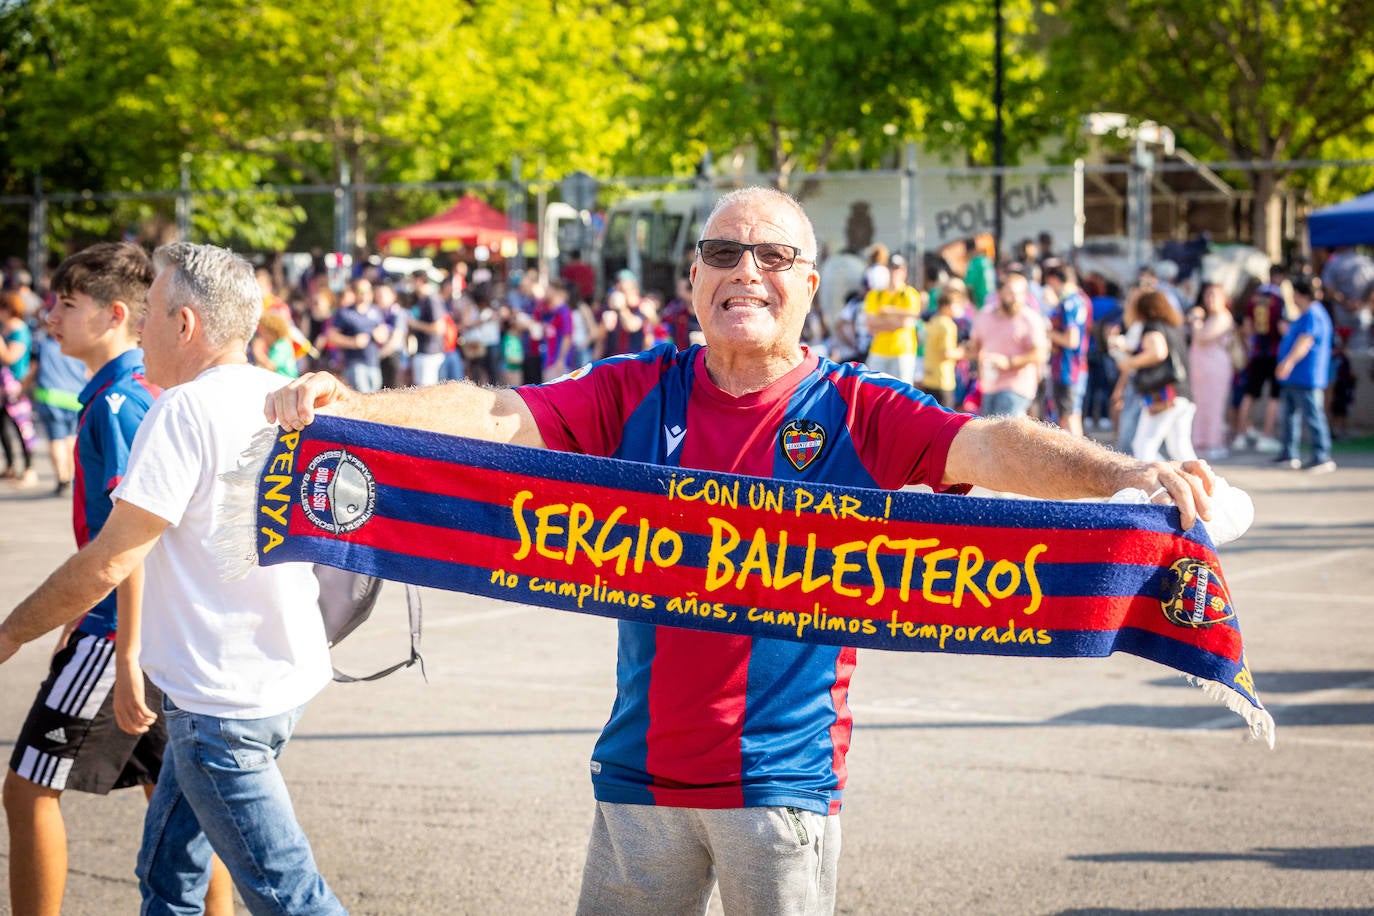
[{"left": 331, "top": 583, "right": 426, "bottom": 684}]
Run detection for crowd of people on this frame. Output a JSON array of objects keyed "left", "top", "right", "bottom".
[
  {"left": 239, "top": 254, "right": 703, "bottom": 398},
  {"left": 812, "top": 237, "right": 1365, "bottom": 474},
  {"left": 0, "top": 187, "right": 1361, "bottom": 913},
  {"left": 6, "top": 228, "right": 1363, "bottom": 494}
]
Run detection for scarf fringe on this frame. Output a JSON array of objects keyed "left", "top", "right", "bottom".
[
  {"left": 1187, "top": 674, "right": 1276, "bottom": 748},
  {"left": 212, "top": 426, "right": 279, "bottom": 581}
]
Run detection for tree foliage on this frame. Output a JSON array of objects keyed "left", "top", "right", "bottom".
[
  {"left": 2, "top": 0, "right": 1369, "bottom": 259},
  {"left": 633, "top": 0, "right": 1060, "bottom": 187},
  {"left": 1046, "top": 0, "right": 1374, "bottom": 244}
]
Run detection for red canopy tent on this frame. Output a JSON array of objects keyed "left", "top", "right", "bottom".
[{"left": 375, "top": 194, "right": 536, "bottom": 254}]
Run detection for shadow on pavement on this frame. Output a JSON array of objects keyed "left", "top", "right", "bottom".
[
  {"left": 1059, "top": 909, "right": 1371, "bottom": 915},
  {"left": 1049, "top": 701, "right": 1374, "bottom": 729},
  {"left": 1148, "top": 670, "right": 1374, "bottom": 694},
  {"left": 1222, "top": 521, "right": 1374, "bottom": 553},
  {"left": 1068, "top": 845, "right": 1374, "bottom": 872},
  {"left": 849, "top": 699, "right": 1374, "bottom": 733}
]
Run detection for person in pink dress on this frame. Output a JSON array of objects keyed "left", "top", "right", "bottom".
[{"left": 1187, "top": 283, "right": 1237, "bottom": 459}]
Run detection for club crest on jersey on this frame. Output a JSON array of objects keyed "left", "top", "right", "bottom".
[
  {"left": 780, "top": 419, "right": 826, "bottom": 471},
  {"left": 299, "top": 449, "right": 377, "bottom": 535},
  {"left": 1159, "top": 557, "right": 1235, "bottom": 628}
]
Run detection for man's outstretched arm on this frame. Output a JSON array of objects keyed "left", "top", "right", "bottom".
[
  {"left": 944, "top": 416, "right": 1215, "bottom": 529},
  {"left": 265, "top": 372, "right": 546, "bottom": 448},
  {"left": 0, "top": 501, "right": 169, "bottom": 664}
]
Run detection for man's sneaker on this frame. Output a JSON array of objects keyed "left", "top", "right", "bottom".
[
  {"left": 1305, "top": 460, "right": 1337, "bottom": 474},
  {"left": 1274, "top": 457, "right": 1302, "bottom": 469},
  {"left": 1230, "top": 430, "right": 1256, "bottom": 451},
  {"left": 1254, "top": 435, "right": 1283, "bottom": 454}
]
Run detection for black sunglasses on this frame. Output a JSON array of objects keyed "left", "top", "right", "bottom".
[{"left": 696, "top": 239, "right": 812, "bottom": 272}]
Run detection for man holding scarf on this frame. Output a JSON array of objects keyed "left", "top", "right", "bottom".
[{"left": 266, "top": 187, "right": 1216, "bottom": 915}]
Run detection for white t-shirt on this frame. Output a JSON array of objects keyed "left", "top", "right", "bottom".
[{"left": 113, "top": 363, "right": 331, "bottom": 718}]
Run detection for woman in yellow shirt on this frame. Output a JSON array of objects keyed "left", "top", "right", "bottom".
[{"left": 919, "top": 281, "right": 968, "bottom": 409}]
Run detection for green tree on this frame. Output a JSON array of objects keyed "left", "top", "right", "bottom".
[
  {"left": 632, "top": 0, "right": 1059, "bottom": 191},
  {"left": 1, "top": 0, "right": 647, "bottom": 253},
  {"left": 1048, "top": 0, "right": 1374, "bottom": 256},
  {"left": 0, "top": 0, "right": 310, "bottom": 250},
  {"left": 443, "top": 0, "right": 648, "bottom": 176}
]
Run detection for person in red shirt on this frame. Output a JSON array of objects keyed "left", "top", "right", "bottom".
[
  {"left": 560, "top": 249, "right": 597, "bottom": 303},
  {"left": 267, "top": 187, "right": 1220, "bottom": 916}
]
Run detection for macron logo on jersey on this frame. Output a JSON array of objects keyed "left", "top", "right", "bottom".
[
  {"left": 105, "top": 392, "right": 127, "bottom": 415},
  {"left": 664, "top": 424, "right": 686, "bottom": 457}
]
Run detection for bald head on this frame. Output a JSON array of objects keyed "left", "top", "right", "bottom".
[{"left": 702, "top": 187, "right": 818, "bottom": 263}]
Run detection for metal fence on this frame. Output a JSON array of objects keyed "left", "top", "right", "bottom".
[{"left": 4, "top": 154, "right": 1372, "bottom": 297}]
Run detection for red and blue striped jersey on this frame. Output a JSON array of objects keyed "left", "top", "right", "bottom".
[
  {"left": 1051, "top": 290, "right": 1092, "bottom": 388},
  {"left": 73, "top": 348, "right": 159, "bottom": 638},
  {"left": 518, "top": 344, "right": 972, "bottom": 814}
]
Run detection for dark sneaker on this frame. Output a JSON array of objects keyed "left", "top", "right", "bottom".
[
  {"left": 1305, "top": 460, "right": 1337, "bottom": 474},
  {"left": 1273, "top": 457, "right": 1302, "bottom": 469}
]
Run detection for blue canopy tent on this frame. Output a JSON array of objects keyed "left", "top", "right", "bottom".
[{"left": 1308, "top": 191, "right": 1374, "bottom": 248}]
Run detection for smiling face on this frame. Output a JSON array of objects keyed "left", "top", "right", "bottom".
[{"left": 689, "top": 196, "right": 819, "bottom": 363}]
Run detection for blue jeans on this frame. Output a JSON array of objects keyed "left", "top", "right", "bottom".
[
  {"left": 137, "top": 699, "right": 344, "bottom": 916},
  {"left": 1279, "top": 385, "right": 1331, "bottom": 464},
  {"left": 1085, "top": 354, "right": 1118, "bottom": 425},
  {"left": 1117, "top": 388, "right": 1143, "bottom": 453},
  {"left": 440, "top": 348, "right": 466, "bottom": 383},
  {"left": 982, "top": 389, "right": 1032, "bottom": 417},
  {"left": 343, "top": 361, "right": 382, "bottom": 394}
]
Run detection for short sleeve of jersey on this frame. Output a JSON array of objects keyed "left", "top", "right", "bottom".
[
  {"left": 517, "top": 348, "right": 675, "bottom": 457},
  {"left": 112, "top": 390, "right": 205, "bottom": 527},
  {"left": 1058, "top": 294, "right": 1085, "bottom": 332},
  {"left": 1289, "top": 307, "right": 1317, "bottom": 340},
  {"left": 553, "top": 306, "right": 574, "bottom": 338},
  {"left": 830, "top": 367, "right": 973, "bottom": 492}
]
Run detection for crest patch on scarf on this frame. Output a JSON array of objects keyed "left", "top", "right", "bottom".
[
  {"left": 1160, "top": 558, "right": 1236, "bottom": 628},
  {"left": 780, "top": 419, "right": 826, "bottom": 471},
  {"left": 301, "top": 449, "right": 377, "bottom": 535}
]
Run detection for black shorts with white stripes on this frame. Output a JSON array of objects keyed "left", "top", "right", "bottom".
[{"left": 9, "top": 630, "right": 167, "bottom": 795}]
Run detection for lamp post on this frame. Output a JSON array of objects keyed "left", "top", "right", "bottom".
[
  {"left": 992, "top": 0, "right": 1005, "bottom": 259},
  {"left": 1084, "top": 113, "right": 1173, "bottom": 275}
]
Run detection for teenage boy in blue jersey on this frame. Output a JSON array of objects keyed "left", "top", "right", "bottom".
[{"left": 2, "top": 243, "right": 233, "bottom": 915}]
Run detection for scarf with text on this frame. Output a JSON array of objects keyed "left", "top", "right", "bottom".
[{"left": 218, "top": 414, "right": 1273, "bottom": 745}]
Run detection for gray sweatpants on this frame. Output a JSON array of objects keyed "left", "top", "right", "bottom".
[{"left": 575, "top": 801, "right": 842, "bottom": 916}]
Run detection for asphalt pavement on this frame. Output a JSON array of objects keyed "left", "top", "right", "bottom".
[{"left": 1, "top": 442, "right": 1372, "bottom": 915}]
